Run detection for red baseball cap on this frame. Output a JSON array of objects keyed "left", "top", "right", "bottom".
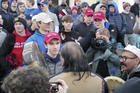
[
  {"left": 44, "top": 32, "right": 61, "bottom": 44},
  {"left": 84, "top": 8, "right": 94, "bottom": 16},
  {"left": 93, "top": 11, "right": 105, "bottom": 20}
]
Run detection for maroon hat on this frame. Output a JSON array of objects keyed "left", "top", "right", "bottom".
[
  {"left": 44, "top": 32, "right": 61, "bottom": 44},
  {"left": 93, "top": 11, "right": 105, "bottom": 20},
  {"left": 84, "top": 8, "right": 94, "bottom": 16},
  {"left": 123, "top": 2, "right": 130, "bottom": 9}
]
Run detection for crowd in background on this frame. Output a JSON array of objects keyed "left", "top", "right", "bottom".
[{"left": 0, "top": 0, "right": 140, "bottom": 93}]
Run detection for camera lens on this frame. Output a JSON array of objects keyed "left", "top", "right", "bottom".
[
  {"left": 49, "top": 82, "right": 60, "bottom": 93},
  {"left": 95, "top": 38, "right": 107, "bottom": 49}
]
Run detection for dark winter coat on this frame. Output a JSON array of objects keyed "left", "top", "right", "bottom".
[
  {"left": 114, "top": 64, "right": 140, "bottom": 93},
  {"left": 130, "top": 3, "right": 139, "bottom": 16},
  {"left": 0, "top": 29, "right": 15, "bottom": 82},
  {"left": 108, "top": 2, "right": 123, "bottom": 34},
  {"left": 0, "top": 9, "right": 14, "bottom": 33},
  {"left": 59, "top": 26, "right": 79, "bottom": 43},
  {"left": 45, "top": 54, "right": 63, "bottom": 78},
  {"left": 120, "top": 12, "right": 136, "bottom": 34},
  {"left": 86, "top": 39, "right": 122, "bottom": 77},
  {"left": 74, "top": 22, "right": 95, "bottom": 38}
]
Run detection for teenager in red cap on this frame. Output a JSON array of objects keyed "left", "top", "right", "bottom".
[
  {"left": 44, "top": 32, "right": 63, "bottom": 77},
  {"left": 74, "top": 8, "right": 95, "bottom": 39}
]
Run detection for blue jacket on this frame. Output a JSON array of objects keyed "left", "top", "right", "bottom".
[
  {"left": 25, "top": 8, "right": 40, "bottom": 16},
  {"left": 108, "top": 2, "right": 123, "bottom": 33},
  {"left": 25, "top": 30, "right": 47, "bottom": 53},
  {"left": 72, "top": 14, "right": 79, "bottom": 26}
]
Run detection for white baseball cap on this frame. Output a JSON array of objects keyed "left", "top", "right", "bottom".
[
  {"left": 35, "top": 12, "right": 52, "bottom": 23},
  {"left": 32, "top": 14, "right": 38, "bottom": 21},
  {"left": 117, "top": 45, "right": 140, "bottom": 58}
]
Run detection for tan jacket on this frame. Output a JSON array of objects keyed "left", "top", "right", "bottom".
[{"left": 50, "top": 72, "right": 106, "bottom": 93}]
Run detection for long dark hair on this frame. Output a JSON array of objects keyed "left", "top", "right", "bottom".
[{"left": 61, "top": 42, "right": 90, "bottom": 80}]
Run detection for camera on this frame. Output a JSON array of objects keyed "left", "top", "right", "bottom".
[
  {"left": 91, "top": 37, "right": 107, "bottom": 49},
  {"left": 49, "top": 82, "right": 61, "bottom": 93}
]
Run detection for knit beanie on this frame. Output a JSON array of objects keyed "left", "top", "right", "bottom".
[
  {"left": 123, "top": 2, "right": 130, "bottom": 9},
  {"left": 71, "top": 6, "right": 78, "bottom": 12},
  {"left": 14, "top": 17, "right": 27, "bottom": 29}
]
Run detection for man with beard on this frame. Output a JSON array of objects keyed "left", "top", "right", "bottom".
[{"left": 114, "top": 45, "right": 140, "bottom": 93}]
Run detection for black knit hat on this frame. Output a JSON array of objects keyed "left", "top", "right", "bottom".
[{"left": 14, "top": 17, "right": 27, "bottom": 29}]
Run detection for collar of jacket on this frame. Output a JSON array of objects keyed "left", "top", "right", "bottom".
[
  {"left": 13, "top": 29, "right": 31, "bottom": 37},
  {"left": 128, "top": 63, "right": 140, "bottom": 79},
  {"left": 35, "top": 29, "right": 46, "bottom": 36}
]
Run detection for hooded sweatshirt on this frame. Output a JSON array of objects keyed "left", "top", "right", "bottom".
[
  {"left": 108, "top": 2, "right": 123, "bottom": 33},
  {"left": 10, "top": 29, "right": 31, "bottom": 68}
]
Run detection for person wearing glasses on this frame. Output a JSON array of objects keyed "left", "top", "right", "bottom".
[{"left": 114, "top": 45, "right": 140, "bottom": 93}]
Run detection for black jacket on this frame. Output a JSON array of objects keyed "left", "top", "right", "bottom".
[
  {"left": 78, "top": 31, "right": 95, "bottom": 52},
  {"left": 0, "top": 9, "right": 14, "bottom": 33},
  {"left": 130, "top": 3, "right": 139, "bottom": 16},
  {"left": 114, "top": 65, "right": 140, "bottom": 93},
  {"left": 0, "top": 29, "right": 15, "bottom": 81},
  {"left": 59, "top": 26, "right": 79, "bottom": 43},
  {"left": 74, "top": 22, "right": 95, "bottom": 38},
  {"left": 78, "top": 24, "right": 118, "bottom": 52}
]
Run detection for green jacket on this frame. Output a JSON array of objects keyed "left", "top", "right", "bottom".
[{"left": 86, "top": 47, "right": 121, "bottom": 77}]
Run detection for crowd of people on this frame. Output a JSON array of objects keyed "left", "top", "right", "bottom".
[{"left": 0, "top": 0, "right": 140, "bottom": 93}]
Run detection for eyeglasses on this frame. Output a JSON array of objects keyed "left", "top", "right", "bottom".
[{"left": 119, "top": 56, "right": 137, "bottom": 62}]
